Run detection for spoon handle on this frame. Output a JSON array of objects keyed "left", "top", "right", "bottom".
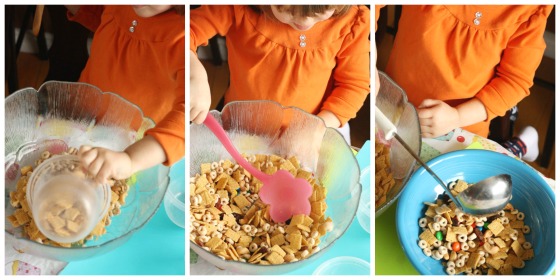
[
  {"left": 392, "top": 134, "right": 449, "bottom": 189},
  {"left": 375, "top": 106, "right": 461, "bottom": 205},
  {"left": 203, "top": 114, "right": 268, "bottom": 182},
  {"left": 375, "top": 106, "right": 397, "bottom": 141}
]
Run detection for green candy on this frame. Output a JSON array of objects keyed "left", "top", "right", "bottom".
[
  {"left": 435, "top": 231, "right": 443, "bottom": 240},
  {"left": 484, "top": 222, "right": 489, "bottom": 229}
]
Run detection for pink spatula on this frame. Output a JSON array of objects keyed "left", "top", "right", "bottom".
[{"left": 203, "top": 114, "right": 312, "bottom": 223}]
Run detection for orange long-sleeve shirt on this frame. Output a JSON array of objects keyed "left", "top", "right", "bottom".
[
  {"left": 376, "top": 5, "right": 552, "bottom": 137},
  {"left": 191, "top": 5, "right": 370, "bottom": 126},
  {"left": 68, "top": 5, "right": 185, "bottom": 165}
]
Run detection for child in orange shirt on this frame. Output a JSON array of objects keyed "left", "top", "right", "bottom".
[
  {"left": 375, "top": 5, "right": 552, "bottom": 161},
  {"left": 190, "top": 5, "right": 370, "bottom": 142},
  {"left": 66, "top": 5, "right": 185, "bottom": 182}
]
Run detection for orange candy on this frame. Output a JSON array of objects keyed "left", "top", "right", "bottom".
[{"left": 452, "top": 242, "right": 461, "bottom": 252}]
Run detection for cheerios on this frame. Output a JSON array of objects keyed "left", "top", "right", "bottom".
[
  {"left": 415, "top": 179, "right": 534, "bottom": 275},
  {"left": 7, "top": 147, "right": 130, "bottom": 247},
  {"left": 190, "top": 154, "right": 332, "bottom": 264}
]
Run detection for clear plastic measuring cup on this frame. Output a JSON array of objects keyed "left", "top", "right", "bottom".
[{"left": 26, "top": 155, "right": 111, "bottom": 244}]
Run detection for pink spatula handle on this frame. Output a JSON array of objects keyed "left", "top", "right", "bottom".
[
  {"left": 203, "top": 115, "right": 269, "bottom": 183},
  {"left": 203, "top": 114, "right": 312, "bottom": 223}
]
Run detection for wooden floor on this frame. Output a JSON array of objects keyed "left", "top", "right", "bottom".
[{"left": 377, "top": 33, "right": 556, "bottom": 180}]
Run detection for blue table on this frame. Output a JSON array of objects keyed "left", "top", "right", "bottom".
[
  {"left": 61, "top": 205, "right": 185, "bottom": 275},
  {"left": 60, "top": 159, "right": 186, "bottom": 275}
]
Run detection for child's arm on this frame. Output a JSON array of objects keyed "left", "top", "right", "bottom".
[
  {"left": 78, "top": 135, "right": 166, "bottom": 184},
  {"left": 189, "top": 6, "right": 238, "bottom": 123},
  {"left": 190, "top": 5, "right": 235, "bottom": 52},
  {"left": 417, "top": 5, "right": 552, "bottom": 138},
  {"left": 66, "top": 5, "right": 104, "bottom": 32},
  {"left": 124, "top": 135, "right": 167, "bottom": 174},
  {"left": 374, "top": 49, "right": 380, "bottom": 97},
  {"left": 417, "top": 98, "right": 487, "bottom": 138},
  {"left": 473, "top": 6, "right": 552, "bottom": 123},
  {"left": 80, "top": 64, "right": 185, "bottom": 184},
  {"left": 320, "top": 6, "right": 370, "bottom": 128},
  {"left": 317, "top": 110, "right": 341, "bottom": 128},
  {"left": 190, "top": 50, "right": 211, "bottom": 124},
  {"left": 374, "top": 5, "right": 384, "bottom": 98}
]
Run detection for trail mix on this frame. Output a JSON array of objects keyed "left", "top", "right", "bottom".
[
  {"left": 417, "top": 179, "right": 534, "bottom": 275},
  {"left": 190, "top": 154, "right": 333, "bottom": 265},
  {"left": 35, "top": 167, "right": 91, "bottom": 239},
  {"left": 375, "top": 140, "right": 395, "bottom": 208},
  {"left": 7, "top": 147, "right": 131, "bottom": 247}
]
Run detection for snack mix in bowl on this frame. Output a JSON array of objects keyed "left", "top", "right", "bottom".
[
  {"left": 396, "top": 150, "right": 555, "bottom": 275},
  {"left": 190, "top": 100, "right": 361, "bottom": 274},
  {"left": 5, "top": 82, "right": 170, "bottom": 261}
]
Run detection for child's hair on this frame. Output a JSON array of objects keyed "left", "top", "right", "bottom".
[{"left": 255, "top": 5, "right": 351, "bottom": 19}]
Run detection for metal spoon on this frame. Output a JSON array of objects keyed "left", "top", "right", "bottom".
[{"left": 375, "top": 106, "right": 512, "bottom": 216}]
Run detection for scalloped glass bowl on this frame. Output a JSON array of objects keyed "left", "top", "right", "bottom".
[
  {"left": 190, "top": 100, "right": 361, "bottom": 275},
  {"left": 397, "top": 150, "right": 555, "bottom": 275},
  {"left": 375, "top": 71, "right": 421, "bottom": 217},
  {"left": 5, "top": 81, "right": 170, "bottom": 261}
]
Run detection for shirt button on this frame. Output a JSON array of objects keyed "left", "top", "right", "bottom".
[
  {"left": 299, "top": 34, "right": 306, "bottom": 41},
  {"left": 475, "top": 11, "right": 482, "bottom": 18},
  {"left": 132, "top": 20, "right": 138, "bottom": 26},
  {"left": 473, "top": 18, "right": 480, "bottom": 26},
  {"left": 129, "top": 26, "right": 135, "bottom": 33},
  {"left": 299, "top": 41, "right": 306, "bottom": 48}
]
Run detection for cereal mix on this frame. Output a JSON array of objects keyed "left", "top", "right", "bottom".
[
  {"left": 7, "top": 147, "right": 130, "bottom": 247},
  {"left": 375, "top": 140, "right": 395, "bottom": 208},
  {"left": 190, "top": 154, "right": 333, "bottom": 265},
  {"left": 417, "top": 179, "right": 533, "bottom": 275}
]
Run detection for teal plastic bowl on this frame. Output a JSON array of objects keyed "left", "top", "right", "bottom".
[
  {"left": 396, "top": 150, "right": 555, "bottom": 275},
  {"left": 164, "top": 158, "right": 185, "bottom": 228},
  {"left": 312, "top": 256, "right": 370, "bottom": 275}
]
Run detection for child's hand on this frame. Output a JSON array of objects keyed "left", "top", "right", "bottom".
[
  {"left": 417, "top": 99, "right": 460, "bottom": 138},
  {"left": 317, "top": 110, "right": 341, "bottom": 128},
  {"left": 190, "top": 50, "right": 211, "bottom": 124},
  {"left": 190, "top": 78, "right": 211, "bottom": 124},
  {"left": 78, "top": 146, "right": 133, "bottom": 184}
]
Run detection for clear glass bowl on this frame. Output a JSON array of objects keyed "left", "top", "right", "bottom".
[
  {"left": 5, "top": 81, "right": 170, "bottom": 261},
  {"left": 375, "top": 71, "right": 421, "bottom": 217},
  {"left": 190, "top": 100, "right": 362, "bottom": 275}
]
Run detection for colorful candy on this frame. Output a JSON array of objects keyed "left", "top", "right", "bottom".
[{"left": 452, "top": 241, "right": 461, "bottom": 252}]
